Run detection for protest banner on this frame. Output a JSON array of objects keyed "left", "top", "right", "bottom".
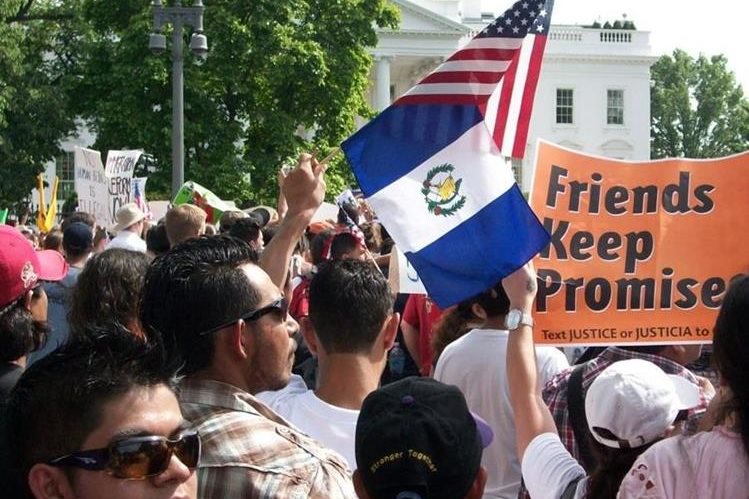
[
  {"left": 74, "top": 147, "right": 111, "bottom": 226},
  {"left": 530, "top": 140, "right": 749, "bottom": 346},
  {"left": 104, "top": 150, "right": 141, "bottom": 224}
]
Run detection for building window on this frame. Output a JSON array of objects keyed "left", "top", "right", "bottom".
[
  {"left": 607, "top": 89, "right": 624, "bottom": 125},
  {"left": 56, "top": 150, "right": 76, "bottom": 202},
  {"left": 556, "top": 88, "right": 573, "bottom": 124}
]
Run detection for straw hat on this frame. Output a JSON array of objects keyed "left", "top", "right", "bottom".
[{"left": 111, "top": 203, "right": 146, "bottom": 232}]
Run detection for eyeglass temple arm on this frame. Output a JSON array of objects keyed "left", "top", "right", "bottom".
[{"left": 48, "top": 448, "right": 109, "bottom": 470}]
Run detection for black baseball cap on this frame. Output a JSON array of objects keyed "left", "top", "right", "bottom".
[{"left": 355, "top": 377, "right": 493, "bottom": 499}]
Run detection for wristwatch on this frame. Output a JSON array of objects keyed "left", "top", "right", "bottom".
[{"left": 505, "top": 309, "right": 533, "bottom": 330}]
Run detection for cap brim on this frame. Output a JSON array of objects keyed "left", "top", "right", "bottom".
[
  {"left": 36, "top": 250, "right": 69, "bottom": 281},
  {"left": 668, "top": 374, "right": 702, "bottom": 411},
  {"left": 471, "top": 411, "right": 494, "bottom": 448}
]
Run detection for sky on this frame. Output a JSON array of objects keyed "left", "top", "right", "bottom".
[{"left": 484, "top": 0, "right": 749, "bottom": 91}]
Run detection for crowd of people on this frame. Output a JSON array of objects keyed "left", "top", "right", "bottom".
[{"left": 0, "top": 152, "right": 746, "bottom": 499}]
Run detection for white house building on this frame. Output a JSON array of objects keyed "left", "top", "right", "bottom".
[{"left": 370, "top": 0, "right": 657, "bottom": 190}]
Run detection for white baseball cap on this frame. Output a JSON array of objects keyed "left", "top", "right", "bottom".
[{"left": 585, "top": 359, "right": 701, "bottom": 449}]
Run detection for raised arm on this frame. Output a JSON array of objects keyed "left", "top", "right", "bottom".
[
  {"left": 260, "top": 153, "right": 325, "bottom": 288},
  {"left": 504, "top": 263, "right": 558, "bottom": 460}
]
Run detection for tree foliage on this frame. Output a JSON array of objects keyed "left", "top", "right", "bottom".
[
  {"left": 651, "top": 49, "right": 749, "bottom": 159},
  {"left": 0, "top": 1, "right": 78, "bottom": 208},
  {"left": 68, "top": 0, "right": 399, "bottom": 203}
]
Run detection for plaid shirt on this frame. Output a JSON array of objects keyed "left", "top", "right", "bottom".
[
  {"left": 517, "top": 347, "right": 711, "bottom": 499},
  {"left": 179, "top": 378, "right": 355, "bottom": 499}
]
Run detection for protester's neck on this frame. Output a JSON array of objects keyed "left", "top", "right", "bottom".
[
  {"left": 315, "top": 353, "right": 382, "bottom": 410},
  {"left": 67, "top": 253, "right": 90, "bottom": 268},
  {"left": 480, "top": 316, "right": 506, "bottom": 330}
]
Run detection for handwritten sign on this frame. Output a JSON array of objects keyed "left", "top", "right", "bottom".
[{"left": 74, "top": 147, "right": 111, "bottom": 226}]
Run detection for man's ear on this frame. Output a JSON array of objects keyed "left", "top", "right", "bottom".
[
  {"left": 300, "top": 317, "right": 319, "bottom": 356},
  {"left": 465, "top": 465, "right": 488, "bottom": 499},
  {"left": 226, "top": 321, "right": 249, "bottom": 359},
  {"left": 382, "top": 312, "right": 400, "bottom": 351},
  {"left": 352, "top": 470, "right": 371, "bottom": 499},
  {"left": 470, "top": 302, "right": 486, "bottom": 321},
  {"left": 28, "top": 464, "right": 75, "bottom": 499}
]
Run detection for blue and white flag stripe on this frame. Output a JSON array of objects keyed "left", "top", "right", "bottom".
[
  {"left": 366, "top": 122, "right": 516, "bottom": 253},
  {"left": 343, "top": 103, "right": 550, "bottom": 307}
]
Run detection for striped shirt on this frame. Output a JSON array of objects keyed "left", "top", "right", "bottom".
[{"left": 179, "top": 378, "right": 355, "bottom": 499}]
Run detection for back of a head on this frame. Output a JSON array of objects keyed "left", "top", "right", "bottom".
[
  {"left": 330, "top": 232, "right": 363, "bottom": 260},
  {"left": 140, "top": 235, "right": 260, "bottom": 375},
  {"left": 165, "top": 204, "right": 207, "bottom": 247},
  {"left": 310, "top": 229, "right": 333, "bottom": 265},
  {"left": 219, "top": 210, "right": 248, "bottom": 233},
  {"left": 309, "top": 259, "right": 393, "bottom": 355},
  {"left": 463, "top": 281, "right": 510, "bottom": 319},
  {"left": 146, "top": 222, "right": 170, "bottom": 256},
  {"left": 62, "top": 222, "right": 94, "bottom": 260},
  {"left": 229, "top": 217, "right": 262, "bottom": 245},
  {"left": 5, "top": 325, "right": 176, "bottom": 486},
  {"left": 61, "top": 212, "right": 96, "bottom": 232},
  {"left": 68, "top": 249, "right": 151, "bottom": 336},
  {"left": 712, "top": 274, "right": 749, "bottom": 453},
  {"left": 355, "top": 377, "right": 489, "bottom": 499},
  {"left": 42, "top": 230, "right": 63, "bottom": 252}
]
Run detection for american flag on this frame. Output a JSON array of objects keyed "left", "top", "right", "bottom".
[{"left": 396, "top": 0, "right": 554, "bottom": 159}]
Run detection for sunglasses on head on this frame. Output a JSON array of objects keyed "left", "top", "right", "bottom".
[
  {"left": 48, "top": 430, "right": 201, "bottom": 480},
  {"left": 199, "top": 297, "right": 289, "bottom": 336}
]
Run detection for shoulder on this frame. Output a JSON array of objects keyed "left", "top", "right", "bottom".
[{"left": 522, "top": 433, "right": 586, "bottom": 499}]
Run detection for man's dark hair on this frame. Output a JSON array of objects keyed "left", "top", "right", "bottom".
[
  {"left": 0, "top": 290, "right": 48, "bottom": 362},
  {"left": 310, "top": 229, "right": 332, "bottom": 265},
  {"left": 140, "top": 235, "right": 260, "bottom": 375},
  {"left": 229, "top": 217, "right": 262, "bottom": 245},
  {"left": 61, "top": 212, "right": 96, "bottom": 231},
  {"left": 146, "top": 222, "right": 170, "bottom": 256},
  {"left": 309, "top": 260, "right": 393, "bottom": 354},
  {"left": 330, "top": 232, "right": 360, "bottom": 260},
  {"left": 5, "top": 325, "right": 177, "bottom": 475}
]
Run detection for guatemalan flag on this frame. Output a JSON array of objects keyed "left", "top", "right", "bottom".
[{"left": 342, "top": 0, "right": 554, "bottom": 307}]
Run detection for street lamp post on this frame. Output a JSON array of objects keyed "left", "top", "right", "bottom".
[{"left": 149, "top": 0, "right": 208, "bottom": 198}]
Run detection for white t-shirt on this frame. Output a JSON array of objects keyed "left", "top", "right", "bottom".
[
  {"left": 257, "top": 375, "right": 359, "bottom": 469},
  {"left": 522, "top": 433, "right": 587, "bottom": 499},
  {"left": 106, "top": 230, "right": 147, "bottom": 252},
  {"left": 433, "top": 328, "right": 569, "bottom": 499}
]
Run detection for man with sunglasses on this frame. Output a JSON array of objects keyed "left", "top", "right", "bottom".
[
  {"left": 140, "top": 154, "right": 355, "bottom": 498},
  {"left": 4, "top": 327, "right": 198, "bottom": 499}
]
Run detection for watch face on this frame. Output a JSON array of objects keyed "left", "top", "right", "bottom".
[{"left": 506, "top": 309, "right": 521, "bottom": 330}]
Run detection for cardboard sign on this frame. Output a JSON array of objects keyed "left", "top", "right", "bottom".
[
  {"left": 74, "top": 147, "right": 111, "bottom": 226},
  {"left": 388, "top": 246, "right": 427, "bottom": 295},
  {"left": 530, "top": 140, "right": 749, "bottom": 346},
  {"left": 105, "top": 150, "right": 141, "bottom": 224}
]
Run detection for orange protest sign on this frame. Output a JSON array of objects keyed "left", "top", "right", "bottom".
[{"left": 530, "top": 140, "right": 749, "bottom": 346}]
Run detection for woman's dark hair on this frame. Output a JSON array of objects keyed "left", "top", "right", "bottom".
[
  {"left": 712, "top": 274, "right": 749, "bottom": 456},
  {"left": 585, "top": 440, "right": 657, "bottom": 499},
  {"left": 69, "top": 249, "right": 151, "bottom": 337},
  {"left": 0, "top": 292, "right": 49, "bottom": 362}
]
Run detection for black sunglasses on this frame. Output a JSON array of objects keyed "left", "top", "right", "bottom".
[
  {"left": 198, "top": 297, "right": 289, "bottom": 336},
  {"left": 48, "top": 430, "right": 201, "bottom": 480}
]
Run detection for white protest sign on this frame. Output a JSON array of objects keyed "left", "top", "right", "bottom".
[
  {"left": 105, "top": 150, "right": 142, "bottom": 224},
  {"left": 74, "top": 147, "right": 111, "bottom": 226},
  {"left": 388, "top": 245, "right": 427, "bottom": 294}
]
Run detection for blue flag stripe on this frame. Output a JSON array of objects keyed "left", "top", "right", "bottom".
[
  {"left": 342, "top": 104, "right": 484, "bottom": 196},
  {"left": 405, "top": 184, "right": 549, "bottom": 308}
]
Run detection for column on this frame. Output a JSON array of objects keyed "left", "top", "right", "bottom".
[{"left": 375, "top": 56, "right": 393, "bottom": 112}]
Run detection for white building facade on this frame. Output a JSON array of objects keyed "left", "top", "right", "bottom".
[{"left": 370, "top": 0, "right": 657, "bottom": 190}]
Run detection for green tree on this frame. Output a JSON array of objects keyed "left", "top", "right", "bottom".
[
  {"left": 651, "top": 49, "right": 749, "bottom": 159},
  {"left": 0, "top": 1, "right": 78, "bottom": 208},
  {"left": 67, "top": 0, "right": 398, "bottom": 204}
]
